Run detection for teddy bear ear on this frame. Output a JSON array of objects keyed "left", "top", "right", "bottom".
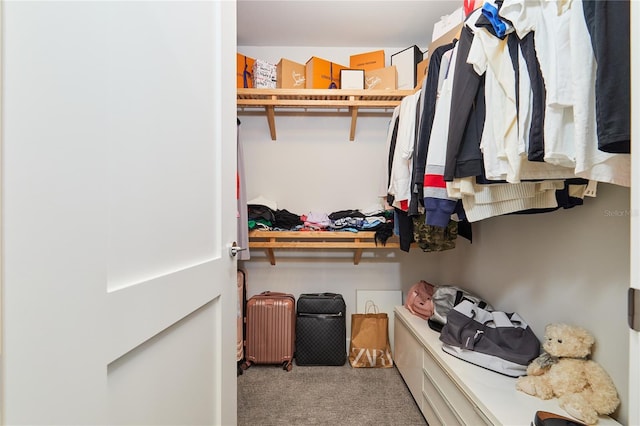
[{"left": 579, "top": 328, "right": 595, "bottom": 347}]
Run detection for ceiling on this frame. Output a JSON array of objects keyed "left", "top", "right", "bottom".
[{"left": 237, "top": 1, "right": 462, "bottom": 47}]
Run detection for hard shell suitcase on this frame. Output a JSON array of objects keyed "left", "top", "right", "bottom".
[
  {"left": 237, "top": 269, "right": 247, "bottom": 376},
  {"left": 242, "top": 291, "right": 296, "bottom": 371},
  {"left": 295, "top": 293, "right": 346, "bottom": 366}
]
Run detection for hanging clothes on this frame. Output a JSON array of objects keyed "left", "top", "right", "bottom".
[
  {"left": 467, "top": 6, "right": 577, "bottom": 184},
  {"left": 387, "top": 91, "right": 421, "bottom": 211},
  {"left": 500, "top": 0, "right": 630, "bottom": 187},
  {"left": 410, "top": 41, "right": 457, "bottom": 216},
  {"left": 443, "top": 23, "right": 485, "bottom": 182},
  {"left": 582, "top": 0, "right": 631, "bottom": 154},
  {"left": 380, "top": 105, "right": 401, "bottom": 212},
  {"left": 381, "top": 0, "right": 630, "bottom": 240},
  {"left": 423, "top": 40, "right": 462, "bottom": 228},
  {"left": 518, "top": 31, "right": 546, "bottom": 162},
  {"left": 237, "top": 119, "right": 250, "bottom": 260}
]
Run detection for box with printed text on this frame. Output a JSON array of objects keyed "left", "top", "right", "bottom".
[
  {"left": 364, "top": 66, "right": 397, "bottom": 90},
  {"left": 305, "top": 56, "right": 346, "bottom": 89},
  {"left": 277, "top": 58, "right": 306, "bottom": 89},
  {"left": 253, "top": 59, "right": 277, "bottom": 89},
  {"left": 237, "top": 53, "right": 256, "bottom": 88},
  {"left": 349, "top": 50, "right": 385, "bottom": 71}
]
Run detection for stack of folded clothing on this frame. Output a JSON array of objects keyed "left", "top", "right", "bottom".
[
  {"left": 246, "top": 203, "right": 396, "bottom": 242},
  {"left": 302, "top": 212, "right": 331, "bottom": 230}
]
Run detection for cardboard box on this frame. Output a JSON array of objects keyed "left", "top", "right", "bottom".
[
  {"left": 416, "top": 58, "right": 430, "bottom": 89},
  {"left": 276, "top": 58, "right": 306, "bottom": 89},
  {"left": 428, "top": 23, "right": 463, "bottom": 59},
  {"left": 391, "top": 45, "right": 424, "bottom": 90},
  {"left": 340, "top": 69, "right": 365, "bottom": 90},
  {"left": 364, "top": 66, "right": 397, "bottom": 90},
  {"left": 237, "top": 53, "right": 256, "bottom": 88},
  {"left": 432, "top": 6, "right": 464, "bottom": 41},
  {"left": 305, "top": 56, "right": 346, "bottom": 89},
  {"left": 349, "top": 49, "right": 385, "bottom": 71},
  {"left": 253, "top": 59, "right": 277, "bottom": 89}
]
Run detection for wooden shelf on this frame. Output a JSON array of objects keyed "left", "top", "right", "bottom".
[
  {"left": 237, "top": 88, "right": 415, "bottom": 141},
  {"left": 248, "top": 230, "right": 400, "bottom": 265}
]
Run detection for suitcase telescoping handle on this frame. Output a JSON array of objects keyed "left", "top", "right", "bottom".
[
  {"left": 301, "top": 292, "right": 341, "bottom": 298},
  {"left": 260, "top": 291, "right": 292, "bottom": 297},
  {"left": 297, "top": 312, "right": 343, "bottom": 318},
  {"left": 256, "top": 292, "right": 296, "bottom": 305}
]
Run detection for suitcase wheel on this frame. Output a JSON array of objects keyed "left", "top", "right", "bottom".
[
  {"left": 283, "top": 361, "right": 292, "bottom": 372},
  {"left": 241, "top": 361, "right": 251, "bottom": 370}
]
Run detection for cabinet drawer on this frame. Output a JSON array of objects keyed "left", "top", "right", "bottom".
[
  {"left": 422, "top": 369, "right": 463, "bottom": 426},
  {"left": 423, "top": 349, "right": 492, "bottom": 425},
  {"left": 420, "top": 393, "right": 444, "bottom": 426},
  {"left": 394, "top": 315, "right": 424, "bottom": 405}
]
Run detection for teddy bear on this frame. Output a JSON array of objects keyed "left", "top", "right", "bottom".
[{"left": 516, "top": 323, "right": 620, "bottom": 425}]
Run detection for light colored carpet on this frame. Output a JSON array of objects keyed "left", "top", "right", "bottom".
[{"left": 237, "top": 362, "right": 427, "bottom": 426}]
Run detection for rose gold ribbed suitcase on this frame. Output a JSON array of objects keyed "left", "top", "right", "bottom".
[{"left": 241, "top": 291, "right": 296, "bottom": 371}]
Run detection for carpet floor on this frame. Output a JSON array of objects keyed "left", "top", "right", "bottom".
[{"left": 237, "top": 362, "right": 427, "bottom": 426}]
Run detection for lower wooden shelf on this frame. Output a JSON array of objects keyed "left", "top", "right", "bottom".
[{"left": 248, "top": 230, "right": 400, "bottom": 265}]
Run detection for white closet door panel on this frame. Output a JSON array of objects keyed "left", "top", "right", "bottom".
[
  {"left": 630, "top": 3, "right": 639, "bottom": 426},
  {"left": 1, "top": 1, "right": 238, "bottom": 425}
]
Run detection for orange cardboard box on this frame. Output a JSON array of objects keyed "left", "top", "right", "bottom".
[
  {"left": 364, "top": 66, "right": 397, "bottom": 90},
  {"left": 349, "top": 49, "right": 385, "bottom": 71},
  {"left": 428, "top": 23, "right": 463, "bottom": 56},
  {"left": 305, "top": 56, "right": 346, "bottom": 89},
  {"left": 277, "top": 58, "right": 306, "bottom": 89},
  {"left": 237, "top": 53, "right": 256, "bottom": 88},
  {"left": 416, "top": 58, "right": 430, "bottom": 89}
]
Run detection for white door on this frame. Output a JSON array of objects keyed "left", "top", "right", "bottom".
[
  {"left": 630, "top": 3, "right": 640, "bottom": 425},
  {"left": 1, "top": 1, "right": 237, "bottom": 425}
]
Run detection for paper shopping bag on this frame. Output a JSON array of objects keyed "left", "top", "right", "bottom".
[{"left": 348, "top": 309, "right": 393, "bottom": 368}]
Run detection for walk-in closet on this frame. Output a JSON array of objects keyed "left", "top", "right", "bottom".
[
  {"left": 1, "top": 1, "right": 636, "bottom": 424},
  {"left": 237, "top": 1, "right": 638, "bottom": 425}
]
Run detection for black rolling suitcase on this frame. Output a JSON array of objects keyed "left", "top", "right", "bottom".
[{"left": 295, "top": 293, "right": 346, "bottom": 366}]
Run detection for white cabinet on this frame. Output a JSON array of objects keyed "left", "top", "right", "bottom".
[{"left": 394, "top": 306, "right": 621, "bottom": 426}]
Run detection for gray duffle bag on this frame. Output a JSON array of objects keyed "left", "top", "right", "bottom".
[
  {"left": 439, "top": 300, "right": 541, "bottom": 377},
  {"left": 427, "top": 285, "right": 493, "bottom": 332}
]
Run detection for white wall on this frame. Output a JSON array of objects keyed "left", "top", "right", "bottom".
[{"left": 238, "top": 45, "right": 631, "bottom": 424}]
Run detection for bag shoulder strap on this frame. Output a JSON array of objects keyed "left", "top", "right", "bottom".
[{"left": 455, "top": 289, "right": 488, "bottom": 309}]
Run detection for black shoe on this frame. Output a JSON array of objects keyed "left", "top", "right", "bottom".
[{"left": 533, "top": 411, "right": 587, "bottom": 426}]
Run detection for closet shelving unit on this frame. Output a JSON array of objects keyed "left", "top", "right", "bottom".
[
  {"left": 248, "top": 230, "right": 401, "bottom": 265},
  {"left": 239, "top": 88, "right": 415, "bottom": 265},
  {"left": 237, "top": 88, "right": 415, "bottom": 141}
]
